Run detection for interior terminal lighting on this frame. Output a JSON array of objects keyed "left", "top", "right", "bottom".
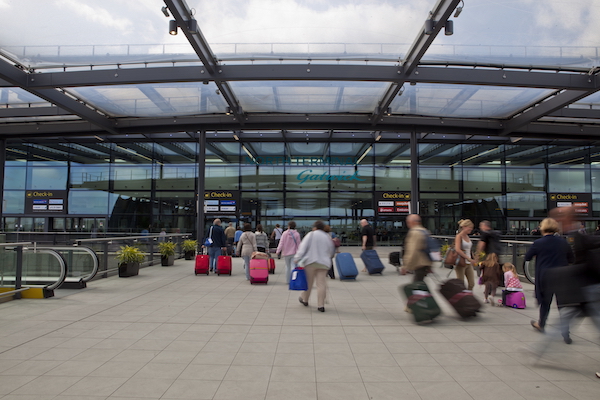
[
  {"left": 187, "top": 19, "right": 198, "bottom": 34},
  {"left": 233, "top": 134, "right": 240, "bottom": 141},
  {"left": 169, "top": 20, "right": 178, "bottom": 35},
  {"left": 445, "top": 20, "right": 454, "bottom": 35}
]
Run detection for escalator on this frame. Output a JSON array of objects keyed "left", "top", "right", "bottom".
[{"left": 0, "top": 243, "right": 99, "bottom": 300}]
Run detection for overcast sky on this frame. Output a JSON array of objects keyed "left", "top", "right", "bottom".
[{"left": 1, "top": 0, "right": 599, "bottom": 59}]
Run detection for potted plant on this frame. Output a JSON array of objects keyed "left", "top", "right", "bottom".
[
  {"left": 182, "top": 239, "right": 198, "bottom": 260},
  {"left": 115, "top": 245, "right": 145, "bottom": 277},
  {"left": 158, "top": 241, "right": 177, "bottom": 266}
]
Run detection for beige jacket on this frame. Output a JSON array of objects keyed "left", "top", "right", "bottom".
[
  {"left": 402, "top": 226, "right": 431, "bottom": 271},
  {"left": 236, "top": 231, "right": 258, "bottom": 257}
]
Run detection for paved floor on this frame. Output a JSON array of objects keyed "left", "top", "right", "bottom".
[{"left": 1, "top": 251, "right": 599, "bottom": 400}]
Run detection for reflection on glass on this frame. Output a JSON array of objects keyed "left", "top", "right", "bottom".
[
  {"left": 419, "top": 167, "right": 460, "bottom": 191},
  {"left": 506, "top": 168, "right": 546, "bottom": 192},
  {"left": 286, "top": 191, "right": 328, "bottom": 217},
  {"left": 26, "top": 166, "right": 68, "bottom": 190},
  {"left": 3, "top": 167, "right": 26, "bottom": 189},
  {"left": 506, "top": 192, "right": 546, "bottom": 217},
  {"left": 548, "top": 168, "right": 589, "bottom": 192},
  {"left": 68, "top": 190, "right": 109, "bottom": 215},
  {"left": 463, "top": 168, "right": 502, "bottom": 192},
  {"left": 374, "top": 166, "right": 410, "bottom": 191},
  {"left": 70, "top": 166, "right": 110, "bottom": 190}
]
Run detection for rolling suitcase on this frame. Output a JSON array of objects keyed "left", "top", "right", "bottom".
[
  {"left": 361, "top": 249, "right": 385, "bottom": 275},
  {"left": 439, "top": 279, "right": 481, "bottom": 318},
  {"left": 217, "top": 255, "right": 232, "bottom": 275},
  {"left": 502, "top": 290, "right": 526, "bottom": 309},
  {"left": 249, "top": 259, "right": 269, "bottom": 284},
  {"left": 402, "top": 281, "right": 441, "bottom": 323},
  {"left": 195, "top": 253, "right": 210, "bottom": 275},
  {"left": 335, "top": 252, "right": 358, "bottom": 280},
  {"left": 268, "top": 258, "right": 276, "bottom": 274}
]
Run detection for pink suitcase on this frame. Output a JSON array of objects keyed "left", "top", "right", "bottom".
[
  {"left": 249, "top": 259, "right": 269, "bottom": 284},
  {"left": 503, "top": 290, "right": 526, "bottom": 309}
]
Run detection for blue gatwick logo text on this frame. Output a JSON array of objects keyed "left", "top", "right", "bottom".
[{"left": 296, "top": 169, "right": 366, "bottom": 184}]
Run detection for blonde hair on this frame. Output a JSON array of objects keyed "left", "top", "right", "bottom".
[
  {"left": 458, "top": 219, "right": 474, "bottom": 230},
  {"left": 481, "top": 252, "right": 499, "bottom": 268},
  {"left": 502, "top": 263, "right": 517, "bottom": 275},
  {"left": 540, "top": 217, "right": 559, "bottom": 234}
]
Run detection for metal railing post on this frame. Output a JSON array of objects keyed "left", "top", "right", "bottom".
[{"left": 14, "top": 245, "right": 23, "bottom": 300}]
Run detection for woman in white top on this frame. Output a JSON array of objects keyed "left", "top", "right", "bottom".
[
  {"left": 255, "top": 224, "right": 269, "bottom": 253},
  {"left": 294, "top": 220, "right": 336, "bottom": 312},
  {"left": 454, "top": 219, "right": 476, "bottom": 290}
]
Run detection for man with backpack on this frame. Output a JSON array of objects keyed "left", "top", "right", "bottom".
[{"left": 403, "top": 214, "right": 433, "bottom": 282}]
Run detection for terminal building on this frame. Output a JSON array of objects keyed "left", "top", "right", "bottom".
[{"left": 2, "top": 0, "right": 600, "bottom": 240}]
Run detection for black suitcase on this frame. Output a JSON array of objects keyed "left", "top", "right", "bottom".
[
  {"left": 389, "top": 251, "right": 401, "bottom": 266},
  {"left": 361, "top": 249, "right": 385, "bottom": 275},
  {"left": 439, "top": 279, "right": 481, "bottom": 318}
]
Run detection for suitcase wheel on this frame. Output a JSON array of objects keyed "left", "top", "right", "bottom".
[
  {"left": 206, "top": 271, "right": 209, "bottom": 275},
  {"left": 195, "top": 272, "right": 198, "bottom": 276}
]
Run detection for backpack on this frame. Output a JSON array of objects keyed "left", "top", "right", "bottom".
[{"left": 422, "top": 230, "right": 441, "bottom": 261}]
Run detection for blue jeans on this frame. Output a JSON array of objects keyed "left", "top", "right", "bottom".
[
  {"left": 208, "top": 246, "right": 221, "bottom": 271},
  {"left": 242, "top": 255, "right": 251, "bottom": 280}
]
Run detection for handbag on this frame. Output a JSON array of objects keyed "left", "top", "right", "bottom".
[
  {"left": 204, "top": 226, "right": 214, "bottom": 247},
  {"left": 444, "top": 246, "right": 467, "bottom": 269},
  {"left": 289, "top": 267, "right": 308, "bottom": 291},
  {"left": 332, "top": 237, "right": 341, "bottom": 247}
]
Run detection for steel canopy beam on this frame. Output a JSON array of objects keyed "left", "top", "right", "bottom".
[
  {"left": 371, "top": 0, "right": 461, "bottom": 124},
  {"left": 0, "top": 58, "right": 118, "bottom": 134},
  {"left": 164, "top": 0, "right": 244, "bottom": 124},
  {"left": 500, "top": 89, "right": 598, "bottom": 136},
  {"left": 23, "top": 65, "right": 599, "bottom": 90}
]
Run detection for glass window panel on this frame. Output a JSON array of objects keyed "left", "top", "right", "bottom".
[
  {"left": 506, "top": 193, "right": 547, "bottom": 217},
  {"left": 109, "top": 191, "right": 152, "bottom": 218},
  {"left": 258, "top": 192, "right": 284, "bottom": 217},
  {"left": 1, "top": 0, "right": 196, "bottom": 69},
  {"left": 330, "top": 166, "right": 372, "bottom": 190},
  {"left": 374, "top": 142, "right": 410, "bottom": 164},
  {"left": 0, "top": 88, "right": 48, "bottom": 106},
  {"left": 419, "top": 193, "right": 461, "bottom": 230},
  {"left": 286, "top": 192, "right": 328, "bottom": 217},
  {"left": 68, "top": 190, "right": 109, "bottom": 214},
  {"left": 4, "top": 167, "right": 26, "bottom": 189},
  {"left": 506, "top": 168, "right": 546, "bottom": 192},
  {"left": 2, "top": 190, "right": 25, "bottom": 214},
  {"left": 200, "top": 1, "right": 431, "bottom": 61},
  {"left": 26, "top": 166, "right": 68, "bottom": 190},
  {"left": 112, "top": 165, "right": 153, "bottom": 190},
  {"left": 463, "top": 168, "right": 502, "bottom": 192},
  {"left": 548, "top": 168, "right": 589, "bottom": 192},
  {"left": 286, "top": 166, "right": 329, "bottom": 191},
  {"left": 423, "top": 0, "right": 600, "bottom": 69},
  {"left": 330, "top": 191, "right": 373, "bottom": 220},
  {"left": 418, "top": 143, "right": 462, "bottom": 166},
  {"left": 374, "top": 166, "right": 410, "bottom": 191},
  {"left": 390, "top": 84, "right": 554, "bottom": 119},
  {"left": 66, "top": 82, "right": 225, "bottom": 118},
  {"left": 506, "top": 146, "right": 548, "bottom": 167},
  {"left": 230, "top": 81, "right": 389, "bottom": 113},
  {"left": 156, "top": 165, "right": 198, "bottom": 190},
  {"left": 240, "top": 166, "right": 283, "bottom": 190},
  {"left": 419, "top": 167, "right": 460, "bottom": 192},
  {"left": 462, "top": 193, "right": 505, "bottom": 220},
  {"left": 154, "top": 192, "right": 196, "bottom": 215},
  {"left": 70, "top": 165, "right": 110, "bottom": 190},
  {"left": 547, "top": 146, "right": 588, "bottom": 166}
]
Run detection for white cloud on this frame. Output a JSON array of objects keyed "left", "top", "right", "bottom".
[{"left": 56, "top": 0, "right": 132, "bottom": 33}]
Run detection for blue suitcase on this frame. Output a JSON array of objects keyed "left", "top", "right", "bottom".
[
  {"left": 335, "top": 253, "right": 359, "bottom": 280},
  {"left": 361, "top": 250, "right": 385, "bottom": 275}
]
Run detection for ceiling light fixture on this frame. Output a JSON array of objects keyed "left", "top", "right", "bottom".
[
  {"left": 226, "top": 106, "right": 231, "bottom": 115},
  {"left": 187, "top": 19, "right": 198, "bottom": 34},
  {"left": 356, "top": 145, "right": 373, "bottom": 165},
  {"left": 169, "top": 20, "right": 178, "bottom": 35},
  {"left": 445, "top": 20, "right": 454, "bottom": 35},
  {"left": 161, "top": 6, "right": 170, "bottom": 17},
  {"left": 424, "top": 19, "right": 436, "bottom": 35}
]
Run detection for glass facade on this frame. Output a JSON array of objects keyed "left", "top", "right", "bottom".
[{"left": 4, "top": 140, "right": 600, "bottom": 238}]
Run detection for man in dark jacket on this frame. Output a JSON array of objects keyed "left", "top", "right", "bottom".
[{"left": 204, "top": 219, "right": 227, "bottom": 273}]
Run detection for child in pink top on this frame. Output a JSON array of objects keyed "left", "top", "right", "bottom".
[{"left": 503, "top": 263, "right": 522, "bottom": 290}]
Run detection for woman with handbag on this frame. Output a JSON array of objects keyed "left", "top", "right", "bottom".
[
  {"left": 454, "top": 219, "right": 477, "bottom": 290},
  {"left": 236, "top": 223, "right": 258, "bottom": 281},
  {"left": 294, "top": 220, "right": 336, "bottom": 312}
]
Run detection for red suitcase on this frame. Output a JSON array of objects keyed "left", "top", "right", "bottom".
[
  {"left": 268, "top": 258, "right": 276, "bottom": 274},
  {"left": 195, "top": 254, "right": 210, "bottom": 275},
  {"left": 249, "top": 259, "right": 269, "bottom": 284},
  {"left": 217, "top": 255, "right": 232, "bottom": 276}
]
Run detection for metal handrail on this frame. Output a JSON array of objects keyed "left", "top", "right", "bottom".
[{"left": 36, "top": 246, "right": 99, "bottom": 283}]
